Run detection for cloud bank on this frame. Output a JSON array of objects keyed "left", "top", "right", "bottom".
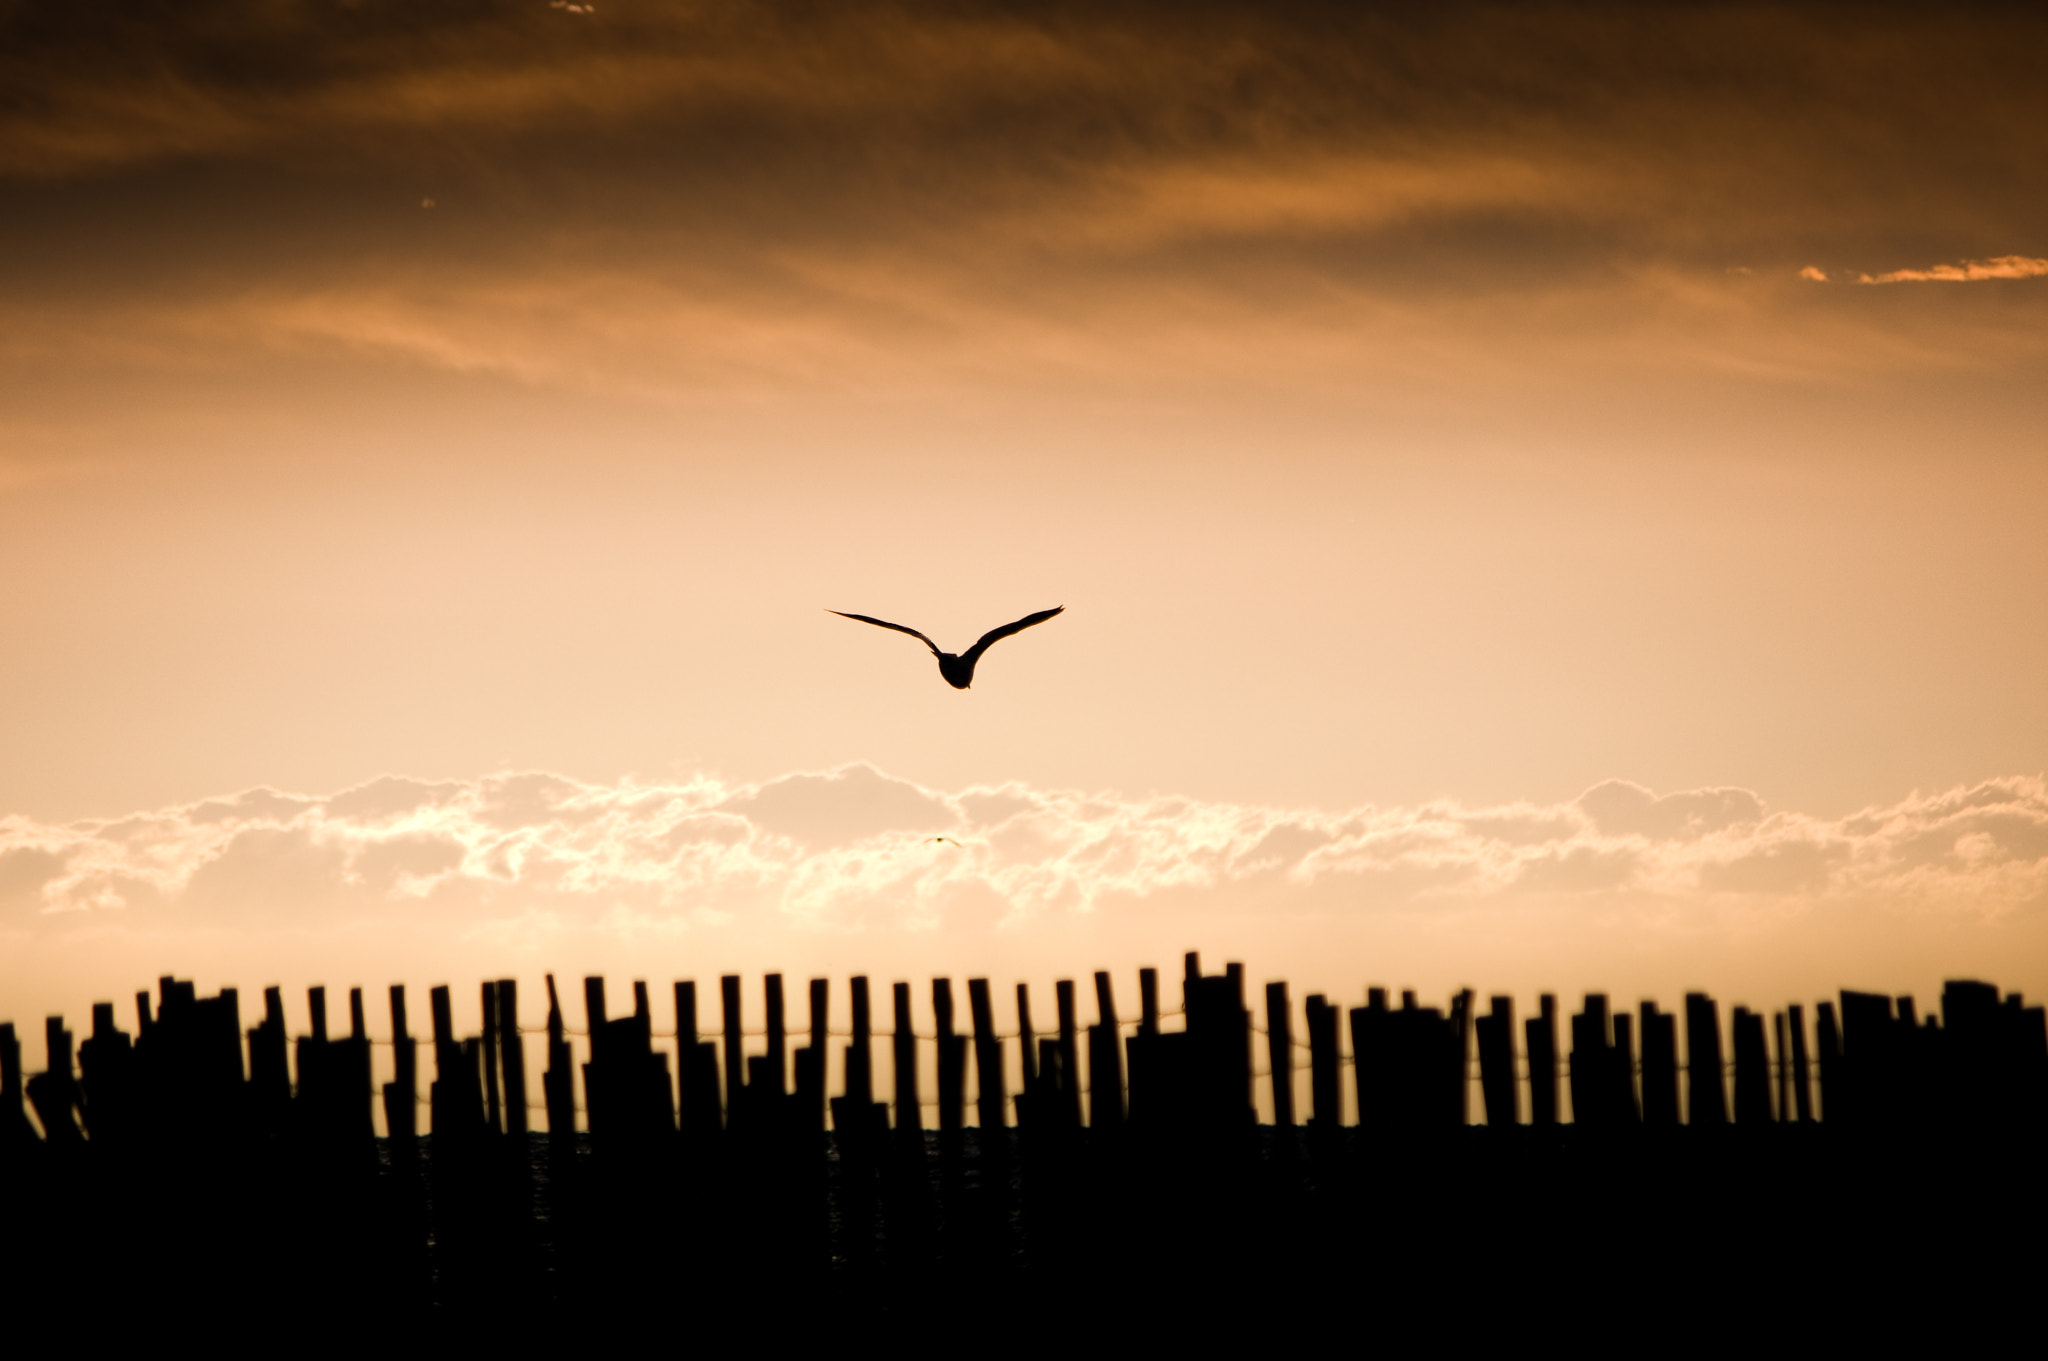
[{"left": 6, "top": 764, "right": 2045, "bottom": 943}]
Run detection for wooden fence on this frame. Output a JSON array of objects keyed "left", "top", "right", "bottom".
[{"left": 4, "top": 952, "right": 2043, "bottom": 1334}]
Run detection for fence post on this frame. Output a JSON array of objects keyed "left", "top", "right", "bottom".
[
  {"left": 384, "top": 986, "right": 415, "bottom": 1142},
  {"left": 1731, "top": 1007, "right": 1772, "bottom": 1123},
  {"left": 498, "top": 981, "right": 527, "bottom": 1139},
  {"left": 933, "top": 979, "right": 964, "bottom": 1134},
  {"left": 1787, "top": 1004, "right": 1813, "bottom": 1123},
  {"left": 1476, "top": 995, "right": 1517, "bottom": 1128},
  {"left": 1611, "top": 1009, "right": 1638, "bottom": 1124},
  {"left": 1305, "top": 996, "right": 1341, "bottom": 1127},
  {"left": 1526, "top": 995, "right": 1559, "bottom": 1127},
  {"left": 720, "top": 976, "right": 744, "bottom": 1118},
  {"left": 1055, "top": 980, "right": 1081, "bottom": 1129},
  {"left": 764, "top": 974, "right": 787, "bottom": 1099},
  {"left": 1092, "top": 973, "right": 1125, "bottom": 1130},
  {"left": 969, "top": 979, "right": 1006, "bottom": 1131},
  {"left": 481, "top": 980, "right": 503, "bottom": 1134},
  {"left": 892, "top": 982, "right": 921, "bottom": 1134},
  {"left": 1685, "top": 993, "right": 1727, "bottom": 1126},
  {"left": 1265, "top": 982, "right": 1293, "bottom": 1128}
]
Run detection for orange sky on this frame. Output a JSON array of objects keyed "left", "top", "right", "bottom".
[{"left": 4, "top": 2, "right": 2047, "bottom": 1060}]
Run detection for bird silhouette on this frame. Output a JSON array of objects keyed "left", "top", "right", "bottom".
[{"left": 829, "top": 606, "right": 1064, "bottom": 689}]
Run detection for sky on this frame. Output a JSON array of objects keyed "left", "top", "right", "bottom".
[{"left": 3, "top": 1, "right": 2047, "bottom": 1087}]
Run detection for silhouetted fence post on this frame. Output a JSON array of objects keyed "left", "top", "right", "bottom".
[
  {"left": 1092, "top": 972, "right": 1125, "bottom": 1130},
  {"left": 1054, "top": 979, "right": 1080, "bottom": 1129},
  {"left": 1449, "top": 989, "right": 1474, "bottom": 1127},
  {"left": 1305, "top": 995, "right": 1340, "bottom": 1129},
  {"left": 497, "top": 981, "right": 527, "bottom": 1139},
  {"left": 933, "top": 979, "right": 964, "bottom": 1135},
  {"left": 1732, "top": 1007, "right": 1773, "bottom": 1124},
  {"left": 892, "top": 982, "right": 921, "bottom": 1139},
  {"left": 1016, "top": 983, "right": 1039, "bottom": 1117},
  {"left": 1639, "top": 1002, "right": 1678, "bottom": 1127},
  {"left": 1476, "top": 995, "right": 1517, "bottom": 1128},
  {"left": 762, "top": 973, "right": 786, "bottom": 1100},
  {"left": 250, "top": 986, "right": 290, "bottom": 1126},
  {"left": 482, "top": 980, "right": 503, "bottom": 1134},
  {"left": 1611, "top": 1007, "right": 1638, "bottom": 1124},
  {"left": 1683, "top": 994, "right": 1727, "bottom": 1126},
  {"left": 0, "top": 1023, "right": 32, "bottom": 1150},
  {"left": 1814, "top": 1000, "right": 1841, "bottom": 1123},
  {"left": 1265, "top": 981, "right": 1293, "bottom": 1128},
  {"left": 384, "top": 986, "right": 416, "bottom": 1142},
  {"left": 1570, "top": 994, "right": 1611, "bottom": 1127},
  {"left": 542, "top": 975, "right": 577, "bottom": 1141},
  {"left": 1526, "top": 994, "right": 1558, "bottom": 1127},
  {"left": 1349, "top": 988, "right": 1386, "bottom": 1130},
  {"left": 26, "top": 1016, "right": 82, "bottom": 1145},
  {"left": 720, "top": 975, "right": 744, "bottom": 1121},
  {"left": 1787, "top": 1004, "right": 1813, "bottom": 1123}
]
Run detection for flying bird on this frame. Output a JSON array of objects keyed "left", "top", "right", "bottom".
[{"left": 829, "top": 606, "right": 1065, "bottom": 689}]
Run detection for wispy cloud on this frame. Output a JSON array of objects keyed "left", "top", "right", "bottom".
[
  {"left": 5, "top": 765, "right": 2044, "bottom": 938},
  {"left": 1857, "top": 255, "right": 2048, "bottom": 284}
]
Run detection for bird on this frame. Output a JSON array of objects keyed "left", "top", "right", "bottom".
[{"left": 829, "top": 605, "right": 1064, "bottom": 689}]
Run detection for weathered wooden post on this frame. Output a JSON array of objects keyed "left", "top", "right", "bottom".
[
  {"left": 481, "top": 980, "right": 503, "bottom": 1134},
  {"left": 1305, "top": 996, "right": 1341, "bottom": 1128},
  {"left": 969, "top": 978, "right": 1007, "bottom": 1132},
  {"left": 1264, "top": 981, "right": 1293, "bottom": 1128},
  {"left": 581, "top": 977, "right": 609, "bottom": 1136},
  {"left": 1773, "top": 1011, "right": 1792, "bottom": 1123},
  {"left": 385, "top": 985, "right": 416, "bottom": 1142},
  {"left": 1787, "top": 1003, "right": 1813, "bottom": 1123},
  {"left": 1449, "top": 988, "right": 1474, "bottom": 1127},
  {"left": 1055, "top": 979, "right": 1081, "bottom": 1128},
  {"left": 720, "top": 975, "right": 744, "bottom": 1118},
  {"left": 1525, "top": 994, "right": 1559, "bottom": 1127},
  {"left": 840, "top": 976, "right": 866, "bottom": 1109},
  {"left": 1017, "top": 983, "right": 1039, "bottom": 1105},
  {"left": 1350, "top": 987, "right": 1388, "bottom": 1129},
  {"left": 498, "top": 980, "right": 527, "bottom": 1138},
  {"left": 249, "top": 986, "right": 291, "bottom": 1122},
  {"left": 892, "top": 982, "right": 921, "bottom": 1134},
  {"left": 674, "top": 981, "right": 721, "bottom": 1140},
  {"left": 543, "top": 975, "right": 578, "bottom": 1141},
  {"left": 26, "top": 1017, "right": 83, "bottom": 1145},
  {"left": 1092, "top": 972, "right": 1125, "bottom": 1129},
  {"left": 1639, "top": 1001, "right": 1679, "bottom": 1127},
  {"left": 764, "top": 974, "right": 787, "bottom": 1098},
  {"left": 1732, "top": 1007, "right": 1772, "bottom": 1123},
  {"left": 793, "top": 983, "right": 821, "bottom": 1134},
  {"left": 1476, "top": 995, "right": 1517, "bottom": 1128},
  {"left": 1814, "top": 1000, "right": 1841, "bottom": 1123},
  {"left": 1570, "top": 993, "right": 1610, "bottom": 1126},
  {"left": 933, "top": 979, "right": 964, "bottom": 1134},
  {"left": 1611, "top": 1008, "right": 1638, "bottom": 1124},
  {"left": 0, "top": 1022, "right": 33, "bottom": 1148},
  {"left": 1685, "top": 993, "right": 1728, "bottom": 1125}
]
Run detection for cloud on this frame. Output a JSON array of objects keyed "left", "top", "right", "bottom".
[
  {"left": 5, "top": 766, "right": 2045, "bottom": 939},
  {"left": 6, "top": 2, "right": 2047, "bottom": 408},
  {"left": 1856, "top": 255, "right": 2048, "bottom": 284}
]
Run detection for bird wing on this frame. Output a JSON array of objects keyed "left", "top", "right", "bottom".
[
  {"left": 962, "top": 606, "right": 1064, "bottom": 663},
  {"left": 829, "top": 611, "right": 943, "bottom": 656}
]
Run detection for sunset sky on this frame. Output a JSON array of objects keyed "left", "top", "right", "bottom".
[{"left": 4, "top": 2, "right": 2046, "bottom": 1085}]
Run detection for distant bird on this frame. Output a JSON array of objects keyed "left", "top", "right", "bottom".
[
  {"left": 931, "top": 836, "right": 963, "bottom": 847},
  {"left": 829, "top": 606, "right": 1064, "bottom": 689}
]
